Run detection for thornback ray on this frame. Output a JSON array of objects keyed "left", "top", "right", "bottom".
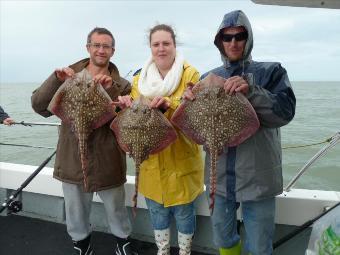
[
  {"left": 48, "top": 69, "right": 116, "bottom": 190},
  {"left": 171, "top": 73, "right": 260, "bottom": 214},
  {"left": 110, "top": 96, "right": 177, "bottom": 214}
]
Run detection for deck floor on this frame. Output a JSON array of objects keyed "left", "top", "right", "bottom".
[
  {"left": 0, "top": 214, "right": 313, "bottom": 255},
  {"left": 0, "top": 214, "right": 211, "bottom": 255}
]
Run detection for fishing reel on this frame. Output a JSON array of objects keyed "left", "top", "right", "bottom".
[
  {"left": 2, "top": 200, "right": 23, "bottom": 214},
  {"left": 8, "top": 200, "right": 23, "bottom": 213}
]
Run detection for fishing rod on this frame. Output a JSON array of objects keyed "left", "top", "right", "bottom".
[
  {"left": 273, "top": 201, "right": 340, "bottom": 249},
  {"left": 13, "top": 121, "right": 61, "bottom": 127},
  {"left": 124, "top": 70, "right": 132, "bottom": 78},
  {"left": 0, "top": 142, "right": 55, "bottom": 150},
  {"left": 0, "top": 150, "right": 57, "bottom": 214},
  {"left": 285, "top": 132, "right": 340, "bottom": 191}
]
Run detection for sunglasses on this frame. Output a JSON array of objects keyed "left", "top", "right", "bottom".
[{"left": 221, "top": 31, "right": 248, "bottom": 42}]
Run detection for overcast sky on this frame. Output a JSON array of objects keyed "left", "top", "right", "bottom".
[{"left": 1, "top": 0, "right": 340, "bottom": 83}]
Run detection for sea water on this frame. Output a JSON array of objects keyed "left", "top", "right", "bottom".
[{"left": 0, "top": 81, "right": 339, "bottom": 191}]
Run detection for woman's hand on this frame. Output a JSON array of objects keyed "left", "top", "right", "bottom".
[
  {"left": 149, "top": 96, "right": 170, "bottom": 111},
  {"left": 224, "top": 76, "right": 249, "bottom": 95}
]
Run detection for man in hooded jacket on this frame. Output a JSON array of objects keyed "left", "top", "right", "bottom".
[{"left": 185, "top": 10, "right": 296, "bottom": 255}]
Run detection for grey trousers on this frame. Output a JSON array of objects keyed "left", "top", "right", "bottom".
[{"left": 62, "top": 182, "right": 132, "bottom": 241}]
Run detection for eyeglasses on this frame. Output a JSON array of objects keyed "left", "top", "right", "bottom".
[
  {"left": 221, "top": 32, "right": 248, "bottom": 42},
  {"left": 87, "top": 43, "right": 113, "bottom": 51}
]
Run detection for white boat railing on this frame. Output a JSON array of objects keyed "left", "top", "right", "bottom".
[
  {"left": 285, "top": 132, "right": 340, "bottom": 191},
  {"left": 1, "top": 161, "right": 340, "bottom": 226},
  {"left": 1, "top": 124, "right": 339, "bottom": 225}
]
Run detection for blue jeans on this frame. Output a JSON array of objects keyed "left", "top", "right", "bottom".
[
  {"left": 145, "top": 198, "right": 196, "bottom": 234},
  {"left": 209, "top": 193, "right": 275, "bottom": 255}
]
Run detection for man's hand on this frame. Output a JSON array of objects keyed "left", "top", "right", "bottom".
[
  {"left": 224, "top": 76, "right": 249, "bottom": 95},
  {"left": 112, "top": 95, "right": 133, "bottom": 110},
  {"left": 149, "top": 96, "right": 170, "bottom": 111},
  {"left": 93, "top": 74, "right": 113, "bottom": 89},
  {"left": 3, "top": 117, "right": 14, "bottom": 125},
  {"left": 55, "top": 67, "right": 75, "bottom": 82}
]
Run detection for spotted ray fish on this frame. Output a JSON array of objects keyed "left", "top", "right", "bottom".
[
  {"left": 110, "top": 96, "right": 177, "bottom": 213},
  {"left": 48, "top": 69, "right": 116, "bottom": 190},
  {"left": 171, "top": 73, "right": 260, "bottom": 214}
]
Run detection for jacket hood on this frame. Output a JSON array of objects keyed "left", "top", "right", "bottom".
[{"left": 214, "top": 10, "right": 253, "bottom": 67}]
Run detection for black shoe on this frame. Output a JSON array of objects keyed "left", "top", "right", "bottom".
[
  {"left": 114, "top": 236, "right": 138, "bottom": 255},
  {"left": 73, "top": 234, "right": 94, "bottom": 255}
]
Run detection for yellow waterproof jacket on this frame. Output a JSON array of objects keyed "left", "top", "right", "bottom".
[{"left": 131, "top": 62, "right": 204, "bottom": 207}]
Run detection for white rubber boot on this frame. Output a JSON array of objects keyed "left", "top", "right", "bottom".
[
  {"left": 178, "top": 232, "right": 193, "bottom": 255},
  {"left": 154, "top": 228, "right": 170, "bottom": 255}
]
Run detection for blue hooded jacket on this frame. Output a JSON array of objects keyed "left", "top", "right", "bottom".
[{"left": 203, "top": 10, "right": 296, "bottom": 202}]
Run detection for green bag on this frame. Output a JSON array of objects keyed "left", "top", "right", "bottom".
[
  {"left": 306, "top": 205, "right": 340, "bottom": 255},
  {"left": 318, "top": 225, "right": 340, "bottom": 255}
]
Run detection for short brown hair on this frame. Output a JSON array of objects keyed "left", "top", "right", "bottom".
[{"left": 87, "top": 27, "right": 115, "bottom": 47}]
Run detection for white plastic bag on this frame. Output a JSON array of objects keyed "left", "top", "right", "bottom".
[{"left": 306, "top": 204, "right": 340, "bottom": 255}]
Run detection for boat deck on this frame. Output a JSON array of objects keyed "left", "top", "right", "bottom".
[
  {"left": 0, "top": 214, "right": 210, "bottom": 255},
  {"left": 0, "top": 213, "right": 315, "bottom": 255},
  {"left": 2, "top": 162, "right": 339, "bottom": 255}
]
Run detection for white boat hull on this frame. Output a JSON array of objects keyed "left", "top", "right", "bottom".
[{"left": 1, "top": 162, "right": 339, "bottom": 254}]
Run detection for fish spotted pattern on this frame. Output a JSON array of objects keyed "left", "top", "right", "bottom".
[
  {"left": 111, "top": 97, "right": 177, "bottom": 213},
  {"left": 48, "top": 69, "right": 116, "bottom": 190},
  {"left": 171, "top": 73, "right": 259, "bottom": 213}
]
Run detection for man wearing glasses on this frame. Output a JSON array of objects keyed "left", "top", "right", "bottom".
[
  {"left": 32, "top": 27, "right": 137, "bottom": 255},
  {"left": 185, "top": 10, "right": 296, "bottom": 255}
]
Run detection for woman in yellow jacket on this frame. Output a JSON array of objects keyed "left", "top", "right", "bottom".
[{"left": 117, "top": 24, "right": 203, "bottom": 255}]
